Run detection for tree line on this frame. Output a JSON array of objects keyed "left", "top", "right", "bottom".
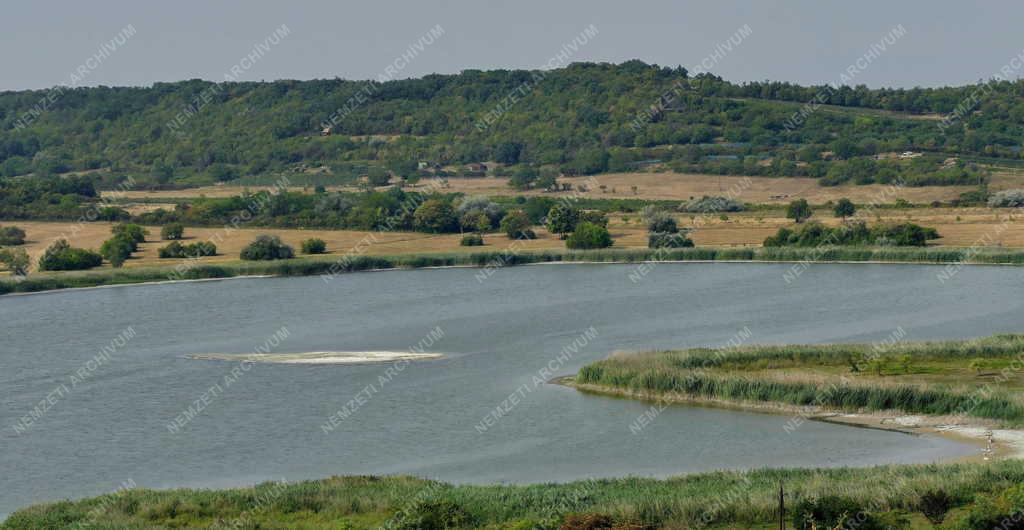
[{"left": 0, "top": 61, "right": 1019, "bottom": 189}]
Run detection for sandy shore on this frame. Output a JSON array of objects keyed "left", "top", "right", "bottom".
[
  {"left": 556, "top": 377, "right": 1024, "bottom": 461},
  {"left": 187, "top": 351, "right": 443, "bottom": 364}
]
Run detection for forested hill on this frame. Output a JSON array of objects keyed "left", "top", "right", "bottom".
[{"left": 0, "top": 60, "right": 1021, "bottom": 188}]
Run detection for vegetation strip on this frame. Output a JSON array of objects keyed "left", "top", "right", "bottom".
[
  {"left": 6, "top": 463, "right": 1024, "bottom": 529},
  {"left": 574, "top": 334, "right": 1024, "bottom": 426},
  {"left": 6, "top": 246, "right": 1024, "bottom": 295}
]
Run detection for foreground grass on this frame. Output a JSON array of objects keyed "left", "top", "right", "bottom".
[
  {"left": 577, "top": 335, "right": 1024, "bottom": 426},
  {"left": 6, "top": 462, "right": 1024, "bottom": 529},
  {"left": 5, "top": 245, "right": 1024, "bottom": 295}
]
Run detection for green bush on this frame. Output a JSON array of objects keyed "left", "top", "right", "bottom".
[
  {"left": 834, "top": 198, "right": 856, "bottom": 218},
  {"left": 160, "top": 223, "right": 184, "bottom": 240},
  {"left": 918, "top": 489, "right": 952, "bottom": 525},
  {"left": 240, "top": 235, "right": 294, "bottom": 260},
  {"left": 566, "top": 222, "right": 613, "bottom": 250},
  {"left": 500, "top": 210, "right": 536, "bottom": 239},
  {"left": 158, "top": 241, "right": 217, "bottom": 259},
  {"left": 0, "top": 225, "right": 26, "bottom": 245},
  {"left": 100, "top": 235, "right": 135, "bottom": 268},
  {"left": 301, "top": 238, "right": 327, "bottom": 254},
  {"left": 111, "top": 223, "right": 148, "bottom": 246},
  {"left": 648, "top": 232, "right": 693, "bottom": 248},
  {"left": 393, "top": 500, "right": 473, "bottom": 530},
  {"left": 96, "top": 206, "right": 130, "bottom": 221},
  {"left": 37, "top": 240, "right": 102, "bottom": 271},
  {"left": 413, "top": 199, "right": 459, "bottom": 233},
  {"left": 645, "top": 212, "right": 677, "bottom": 234},
  {"left": 460, "top": 234, "right": 484, "bottom": 246},
  {"left": 763, "top": 221, "right": 939, "bottom": 247},
  {"left": 580, "top": 210, "right": 608, "bottom": 228},
  {"left": 957, "top": 483, "right": 1024, "bottom": 530},
  {"left": 0, "top": 248, "right": 29, "bottom": 275}
]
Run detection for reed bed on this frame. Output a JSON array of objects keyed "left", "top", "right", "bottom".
[
  {"left": 577, "top": 335, "right": 1024, "bottom": 425},
  {"left": 6, "top": 462, "right": 1024, "bottom": 529}
]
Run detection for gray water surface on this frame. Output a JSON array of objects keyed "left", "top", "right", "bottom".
[{"left": 3, "top": 262, "right": 1013, "bottom": 516}]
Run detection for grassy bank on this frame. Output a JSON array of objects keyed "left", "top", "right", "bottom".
[
  {"left": 5, "top": 245, "right": 1024, "bottom": 296},
  {"left": 576, "top": 335, "right": 1024, "bottom": 426},
  {"left": 6, "top": 462, "right": 1024, "bottom": 529}
]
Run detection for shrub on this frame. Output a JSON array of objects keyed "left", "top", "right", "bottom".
[
  {"left": 763, "top": 221, "right": 939, "bottom": 247},
  {"left": 160, "top": 223, "right": 184, "bottom": 240},
  {"left": 37, "top": 240, "right": 102, "bottom": 271},
  {"left": 158, "top": 242, "right": 183, "bottom": 258},
  {"left": 834, "top": 198, "right": 856, "bottom": 219},
  {"left": 0, "top": 247, "right": 29, "bottom": 275},
  {"left": 500, "top": 210, "right": 535, "bottom": 239},
  {"left": 158, "top": 241, "right": 216, "bottom": 259},
  {"left": 460, "top": 234, "right": 484, "bottom": 246},
  {"left": 111, "top": 223, "right": 148, "bottom": 246},
  {"left": 393, "top": 500, "right": 473, "bottom": 530},
  {"left": 957, "top": 483, "right": 1024, "bottom": 530},
  {"left": 918, "top": 489, "right": 952, "bottom": 525},
  {"left": 456, "top": 196, "right": 504, "bottom": 229},
  {"left": 100, "top": 235, "right": 134, "bottom": 268},
  {"left": 645, "top": 211, "right": 677, "bottom": 234},
  {"left": 680, "top": 195, "right": 744, "bottom": 213},
  {"left": 413, "top": 199, "right": 459, "bottom": 233},
  {"left": 649, "top": 232, "right": 693, "bottom": 248},
  {"left": 566, "top": 222, "right": 612, "bottom": 249},
  {"left": 96, "top": 206, "right": 130, "bottom": 221},
  {"left": 301, "top": 238, "right": 327, "bottom": 254},
  {"left": 193, "top": 242, "right": 217, "bottom": 257},
  {"left": 240, "top": 235, "right": 294, "bottom": 260},
  {"left": 988, "top": 189, "right": 1024, "bottom": 208},
  {"left": 0, "top": 225, "right": 26, "bottom": 245},
  {"left": 645, "top": 209, "right": 692, "bottom": 248},
  {"left": 580, "top": 210, "right": 608, "bottom": 228}
]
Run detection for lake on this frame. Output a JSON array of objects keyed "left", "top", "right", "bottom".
[{"left": 4, "top": 262, "right": 1018, "bottom": 517}]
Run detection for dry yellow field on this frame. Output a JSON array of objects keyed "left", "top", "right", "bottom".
[
  {"left": 106, "top": 170, "right": 1024, "bottom": 205},
  {"left": 7, "top": 206, "right": 1024, "bottom": 274},
  {"left": 6, "top": 221, "right": 618, "bottom": 273}
]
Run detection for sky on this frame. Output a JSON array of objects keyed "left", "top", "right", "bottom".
[{"left": 2, "top": 0, "right": 1023, "bottom": 91}]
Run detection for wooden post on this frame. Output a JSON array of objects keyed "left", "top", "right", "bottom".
[{"left": 779, "top": 481, "right": 785, "bottom": 530}]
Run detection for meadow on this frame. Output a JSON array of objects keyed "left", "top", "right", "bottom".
[{"left": 7, "top": 200, "right": 1024, "bottom": 277}]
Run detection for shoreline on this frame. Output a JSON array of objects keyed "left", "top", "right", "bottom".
[
  {"left": 4, "top": 247, "right": 1024, "bottom": 296},
  {"left": 555, "top": 377, "right": 1024, "bottom": 462}
]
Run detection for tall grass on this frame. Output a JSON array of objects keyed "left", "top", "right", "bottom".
[
  {"left": 576, "top": 335, "right": 1024, "bottom": 424},
  {"left": 6, "top": 462, "right": 1024, "bottom": 529},
  {"left": 659, "top": 334, "right": 1024, "bottom": 370},
  {"left": 4, "top": 245, "right": 1024, "bottom": 295}
]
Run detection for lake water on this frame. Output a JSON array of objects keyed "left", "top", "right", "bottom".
[{"left": 4, "top": 262, "right": 1019, "bottom": 517}]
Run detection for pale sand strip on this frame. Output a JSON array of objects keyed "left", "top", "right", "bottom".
[{"left": 187, "top": 351, "right": 443, "bottom": 364}]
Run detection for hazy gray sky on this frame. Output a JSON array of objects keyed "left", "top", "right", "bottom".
[{"left": 3, "top": 0, "right": 1022, "bottom": 91}]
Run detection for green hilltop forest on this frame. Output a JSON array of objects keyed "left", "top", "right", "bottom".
[{"left": 0, "top": 60, "right": 1020, "bottom": 189}]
